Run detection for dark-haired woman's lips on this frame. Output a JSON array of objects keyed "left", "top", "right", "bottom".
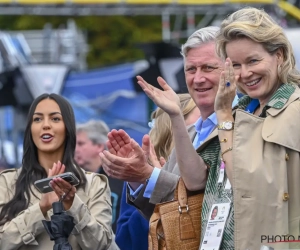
[{"left": 41, "top": 134, "right": 54, "bottom": 142}]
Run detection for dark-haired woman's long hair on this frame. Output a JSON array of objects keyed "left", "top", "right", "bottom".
[{"left": 0, "top": 93, "right": 86, "bottom": 225}]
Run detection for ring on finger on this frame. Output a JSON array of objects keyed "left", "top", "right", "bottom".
[{"left": 61, "top": 192, "right": 66, "bottom": 200}]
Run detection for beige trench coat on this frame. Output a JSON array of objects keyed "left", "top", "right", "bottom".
[
  {"left": 0, "top": 168, "right": 114, "bottom": 250},
  {"left": 233, "top": 89, "right": 300, "bottom": 250}
]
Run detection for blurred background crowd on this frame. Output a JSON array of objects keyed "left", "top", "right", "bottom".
[{"left": 0, "top": 0, "right": 299, "bottom": 171}]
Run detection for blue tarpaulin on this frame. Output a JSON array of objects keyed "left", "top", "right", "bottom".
[{"left": 62, "top": 63, "right": 151, "bottom": 144}]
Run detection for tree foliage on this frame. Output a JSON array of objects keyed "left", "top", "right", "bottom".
[{"left": 0, "top": 15, "right": 162, "bottom": 68}]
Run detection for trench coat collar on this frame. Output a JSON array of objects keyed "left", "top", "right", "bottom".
[
  {"left": 237, "top": 84, "right": 297, "bottom": 116},
  {"left": 267, "top": 86, "right": 300, "bottom": 116}
]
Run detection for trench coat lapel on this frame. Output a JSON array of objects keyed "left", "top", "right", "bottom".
[{"left": 262, "top": 89, "right": 300, "bottom": 152}]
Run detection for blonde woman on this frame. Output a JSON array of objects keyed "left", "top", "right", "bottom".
[
  {"left": 212, "top": 7, "right": 300, "bottom": 249},
  {"left": 149, "top": 93, "right": 200, "bottom": 166}
]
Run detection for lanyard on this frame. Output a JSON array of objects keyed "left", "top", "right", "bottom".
[{"left": 217, "top": 161, "right": 231, "bottom": 191}]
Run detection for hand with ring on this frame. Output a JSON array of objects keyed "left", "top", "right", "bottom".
[
  {"left": 214, "top": 57, "right": 239, "bottom": 113},
  {"left": 50, "top": 176, "right": 76, "bottom": 211}
]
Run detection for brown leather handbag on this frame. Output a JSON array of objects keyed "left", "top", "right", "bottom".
[{"left": 148, "top": 178, "right": 204, "bottom": 250}]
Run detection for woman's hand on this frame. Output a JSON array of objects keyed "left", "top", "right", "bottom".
[
  {"left": 50, "top": 177, "right": 76, "bottom": 211},
  {"left": 39, "top": 161, "right": 65, "bottom": 216},
  {"left": 148, "top": 142, "right": 166, "bottom": 168},
  {"left": 136, "top": 76, "right": 181, "bottom": 117},
  {"left": 214, "top": 58, "right": 239, "bottom": 116}
]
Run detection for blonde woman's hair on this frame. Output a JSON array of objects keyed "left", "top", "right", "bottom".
[
  {"left": 216, "top": 7, "right": 300, "bottom": 85},
  {"left": 149, "top": 93, "right": 197, "bottom": 160}
]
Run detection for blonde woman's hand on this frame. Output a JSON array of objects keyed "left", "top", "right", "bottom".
[
  {"left": 148, "top": 142, "right": 165, "bottom": 169},
  {"left": 39, "top": 161, "right": 65, "bottom": 216},
  {"left": 136, "top": 76, "right": 181, "bottom": 117},
  {"left": 159, "top": 157, "right": 166, "bottom": 167},
  {"left": 214, "top": 58, "right": 239, "bottom": 114}
]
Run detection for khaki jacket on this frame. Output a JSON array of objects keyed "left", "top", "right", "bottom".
[
  {"left": 0, "top": 168, "right": 114, "bottom": 250},
  {"left": 233, "top": 89, "right": 300, "bottom": 249}
]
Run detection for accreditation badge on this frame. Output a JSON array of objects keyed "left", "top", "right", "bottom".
[{"left": 200, "top": 202, "right": 231, "bottom": 250}]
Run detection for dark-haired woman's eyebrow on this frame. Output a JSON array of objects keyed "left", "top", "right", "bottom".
[{"left": 33, "top": 112, "right": 62, "bottom": 116}]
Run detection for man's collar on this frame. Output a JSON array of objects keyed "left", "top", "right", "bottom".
[
  {"left": 232, "top": 94, "right": 239, "bottom": 108},
  {"left": 194, "top": 112, "right": 217, "bottom": 133}
]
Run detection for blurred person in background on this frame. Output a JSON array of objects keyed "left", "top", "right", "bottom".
[
  {"left": 75, "top": 120, "right": 123, "bottom": 233},
  {"left": 148, "top": 93, "right": 201, "bottom": 165},
  {"left": 0, "top": 156, "right": 8, "bottom": 172},
  {"left": 115, "top": 93, "right": 200, "bottom": 250},
  {"left": 0, "top": 93, "right": 113, "bottom": 250}
]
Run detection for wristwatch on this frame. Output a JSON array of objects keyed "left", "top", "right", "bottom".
[{"left": 218, "top": 121, "right": 234, "bottom": 131}]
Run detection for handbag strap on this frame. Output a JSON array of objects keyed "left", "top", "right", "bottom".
[
  {"left": 176, "top": 178, "right": 197, "bottom": 240},
  {"left": 149, "top": 207, "right": 161, "bottom": 250},
  {"left": 175, "top": 178, "right": 188, "bottom": 208}
]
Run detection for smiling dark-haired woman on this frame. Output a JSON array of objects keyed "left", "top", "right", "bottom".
[{"left": 0, "top": 93, "right": 113, "bottom": 250}]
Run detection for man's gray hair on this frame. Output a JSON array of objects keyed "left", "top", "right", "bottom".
[
  {"left": 181, "top": 26, "right": 220, "bottom": 59},
  {"left": 76, "top": 120, "right": 110, "bottom": 145}
]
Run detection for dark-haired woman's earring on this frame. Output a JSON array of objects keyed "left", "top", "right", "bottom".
[{"left": 226, "top": 81, "right": 231, "bottom": 87}]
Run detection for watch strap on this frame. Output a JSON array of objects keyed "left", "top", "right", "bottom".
[{"left": 218, "top": 121, "right": 234, "bottom": 131}]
